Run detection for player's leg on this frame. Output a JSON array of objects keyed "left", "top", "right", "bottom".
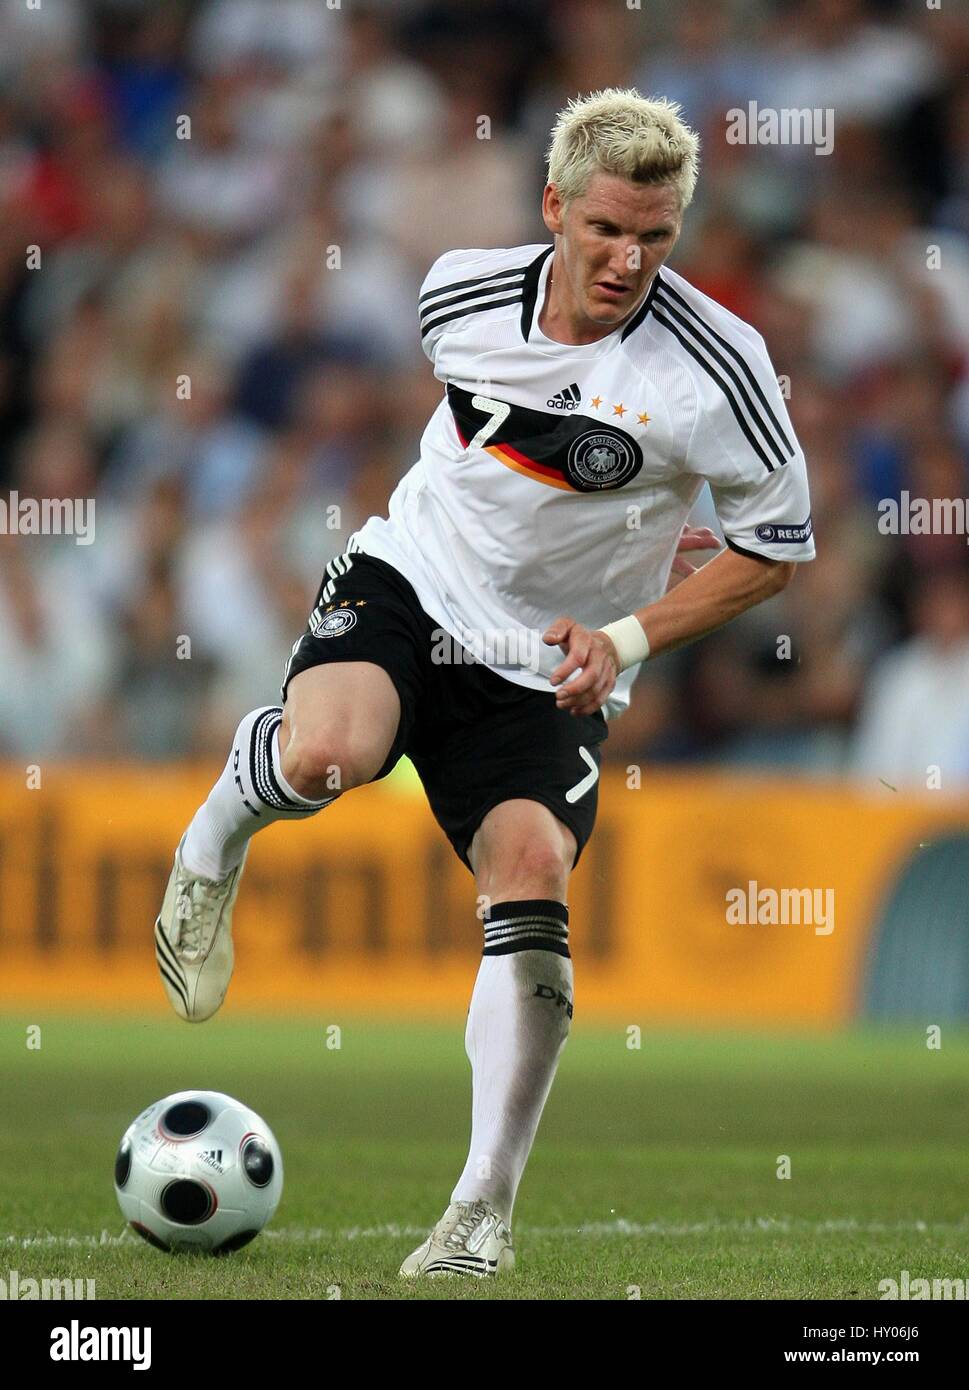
[
  {"left": 181, "top": 661, "right": 400, "bottom": 881},
  {"left": 400, "top": 661, "right": 605, "bottom": 1276},
  {"left": 156, "top": 661, "right": 400, "bottom": 1022},
  {"left": 451, "top": 799, "right": 576, "bottom": 1220},
  {"left": 400, "top": 798, "right": 578, "bottom": 1277},
  {"left": 156, "top": 547, "right": 425, "bottom": 1022},
  {"left": 277, "top": 668, "right": 400, "bottom": 798}
]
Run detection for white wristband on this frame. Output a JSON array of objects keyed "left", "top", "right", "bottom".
[{"left": 599, "top": 615, "right": 650, "bottom": 671}]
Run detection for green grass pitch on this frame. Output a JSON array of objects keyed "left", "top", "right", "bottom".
[{"left": 2, "top": 1015, "right": 967, "bottom": 1300}]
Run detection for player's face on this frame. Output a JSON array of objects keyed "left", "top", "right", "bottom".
[{"left": 543, "top": 171, "right": 682, "bottom": 331}]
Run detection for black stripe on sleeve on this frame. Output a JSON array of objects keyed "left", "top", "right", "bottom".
[
  {"left": 419, "top": 274, "right": 526, "bottom": 329},
  {"left": 421, "top": 294, "right": 524, "bottom": 339},
  {"left": 655, "top": 281, "right": 794, "bottom": 459},
  {"left": 419, "top": 263, "right": 531, "bottom": 307},
  {"left": 654, "top": 291, "right": 788, "bottom": 469},
  {"left": 650, "top": 305, "right": 777, "bottom": 474}
]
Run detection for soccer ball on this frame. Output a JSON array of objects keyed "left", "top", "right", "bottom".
[{"left": 114, "top": 1090, "right": 283, "bottom": 1254}]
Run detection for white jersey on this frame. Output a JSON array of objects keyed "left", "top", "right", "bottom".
[{"left": 351, "top": 242, "right": 815, "bottom": 718}]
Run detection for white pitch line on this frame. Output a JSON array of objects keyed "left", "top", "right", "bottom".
[{"left": 4, "top": 1217, "right": 968, "bottom": 1250}]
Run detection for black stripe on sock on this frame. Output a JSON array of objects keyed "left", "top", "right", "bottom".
[
  {"left": 482, "top": 899, "right": 570, "bottom": 957},
  {"left": 484, "top": 899, "right": 568, "bottom": 926},
  {"left": 483, "top": 936, "right": 571, "bottom": 958},
  {"left": 250, "top": 708, "right": 330, "bottom": 813}
]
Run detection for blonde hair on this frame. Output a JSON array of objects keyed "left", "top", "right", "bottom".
[{"left": 546, "top": 88, "right": 700, "bottom": 210}]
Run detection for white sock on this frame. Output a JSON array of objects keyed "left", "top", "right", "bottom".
[
  {"left": 181, "top": 706, "right": 335, "bottom": 880},
  {"left": 450, "top": 899, "right": 572, "bottom": 1226}
]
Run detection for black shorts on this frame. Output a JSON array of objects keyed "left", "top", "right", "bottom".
[{"left": 281, "top": 551, "right": 608, "bottom": 872}]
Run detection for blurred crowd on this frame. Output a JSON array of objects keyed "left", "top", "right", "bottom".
[{"left": 1, "top": 0, "right": 969, "bottom": 789}]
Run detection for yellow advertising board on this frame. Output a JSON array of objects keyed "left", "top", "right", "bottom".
[{"left": 1, "top": 766, "right": 966, "bottom": 1024}]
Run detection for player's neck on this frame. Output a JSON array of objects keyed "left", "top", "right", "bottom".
[{"left": 539, "top": 248, "right": 647, "bottom": 346}]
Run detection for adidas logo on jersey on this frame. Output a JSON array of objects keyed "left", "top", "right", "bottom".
[{"left": 547, "top": 382, "right": 581, "bottom": 410}]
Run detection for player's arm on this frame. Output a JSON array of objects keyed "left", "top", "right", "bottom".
[
  {"left": 548, "top": 315, "right": 814, "bottom": 716},
  {"left": 545, "top": 547, "right": 794, "bottom": 716}
]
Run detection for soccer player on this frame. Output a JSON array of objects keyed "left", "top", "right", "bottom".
[{"left": 154, "top": 89, "right": 814, "bottom": 1278}]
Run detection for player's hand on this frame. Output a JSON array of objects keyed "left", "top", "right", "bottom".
[
  {"left": 670, "top": 524, "right": 721, "bottom": 579},
  {"left": 544, "top": 616, "right": 621, "bottom": 716}
]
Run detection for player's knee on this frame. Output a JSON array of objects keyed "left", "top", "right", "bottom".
[
  {"left": 494, "top": 836, "right": 572, "bottom": 900},
  {"left": 280, "top": 731, "right": 379, "bottom": 799}
]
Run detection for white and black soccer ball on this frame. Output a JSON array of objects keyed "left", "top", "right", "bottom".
[{"left": 114, "top": 1090, "right": 283, "bottom": 1254}]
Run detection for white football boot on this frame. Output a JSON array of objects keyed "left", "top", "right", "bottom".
[
  {"left": 399, "top": 1199, "right": 515, "bottom": 1278},
  {"left": 154, "top": 836, "right": 247, "bottom": 1022}
]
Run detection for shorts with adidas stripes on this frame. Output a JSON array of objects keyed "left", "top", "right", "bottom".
[{"left": 281, "top": 551, "right": 608, "bottom": 872}]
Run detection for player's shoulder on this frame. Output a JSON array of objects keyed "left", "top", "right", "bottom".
[
  {"left": 420, "top": 243, "right": 549, "bottom": 295},
  {"left": 645, "top": 265, "right": 787, "bottom": 431},
  {"left": 649, "top": 266, "right": 799, "bottom": 475},
  {"left": 419, "top": 244, "right": 550, "bottom": 358},
  {"left": 650, "top": 265, "right": 773, "bottom": 368}
]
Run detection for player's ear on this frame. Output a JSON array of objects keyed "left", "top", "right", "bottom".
[{"left": 542, "top": 184, "right": 565, "bottom": 236}]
